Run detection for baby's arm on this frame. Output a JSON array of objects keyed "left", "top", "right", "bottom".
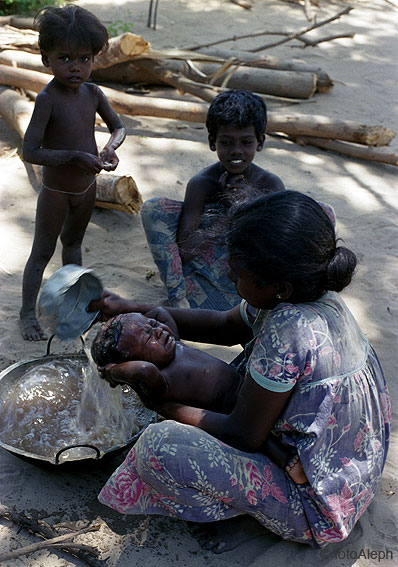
[
  {"left": 95, "top": 87, "right": 126, "bottom": 171},
  {"left": 100, "top": 360, "right": 168, "bottom": 403},
  {"left": 23, "top": 92, "right": 103, "bottom": 173}
]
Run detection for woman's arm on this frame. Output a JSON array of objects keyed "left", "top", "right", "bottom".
[
  {"left": 156, "top": 376, "right": 292, "bottom": 452},
  {"left": 90, "top": 294, "right": 250, "bottom": 347}
]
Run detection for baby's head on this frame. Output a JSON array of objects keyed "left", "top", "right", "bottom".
[
  {"left": 91, "top": 313, "right": 176, "bottom": 369},
  {"left": 35, "top": 4, "right": 108, "bottom": 56},
  {"left": 206, "top": 90, "right": 267, "bottom": 146}
]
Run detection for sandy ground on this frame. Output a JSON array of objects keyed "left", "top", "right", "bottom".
[{"left": 0, "top": 0, "right": 397, "bottom": 565}]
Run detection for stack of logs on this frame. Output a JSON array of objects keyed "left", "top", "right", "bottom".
[{"left": 0, "top": 22, "right": 396, "bottom": 215}]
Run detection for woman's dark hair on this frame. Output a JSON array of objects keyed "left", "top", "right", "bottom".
[
  {"left": 91, "top": 317, "right": 124, "bottom": 367},
  {"left": 35, "top": 4, "right": 108, "bottom": 55},
  {"left": 206, "top": 90, "right": 267, "bottom": 141},
  {"left": 227, "top": 190, "right": 357, "bottom": 302}
]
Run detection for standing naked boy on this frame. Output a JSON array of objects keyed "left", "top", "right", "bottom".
[
  {"left": 20, "top": 4, "right": 126, "bottom": 341},
  {"left": 141, "top": 90, "right": 285, "bottom": 310}
]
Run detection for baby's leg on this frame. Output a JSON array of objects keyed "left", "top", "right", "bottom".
[
  {"left": 60, "top": 184, "right": 96, "bottom": 265},
  {"left": 20, "top": 189, "right": 69, "bottom": 340}
]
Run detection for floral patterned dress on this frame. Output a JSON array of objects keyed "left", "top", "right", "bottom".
[{"left": 98, "top": 292, "right": 390, "bottom": 548}]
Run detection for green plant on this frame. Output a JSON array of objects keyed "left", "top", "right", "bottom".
[
  {"left": 0, "top": 0, "right": 62, "bottom": 17},
  {"left": 107, "top": 19, "right": 135, "bottom": 38}
]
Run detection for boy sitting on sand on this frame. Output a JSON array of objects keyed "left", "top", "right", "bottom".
[{"left": 141, "top": 90, "right": 285, "bottom": 310}]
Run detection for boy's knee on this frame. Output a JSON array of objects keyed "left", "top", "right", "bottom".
[{"left": 141, "top": 198, "right": 183, "bottom": 226}]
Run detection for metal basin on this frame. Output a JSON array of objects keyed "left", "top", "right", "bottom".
[{"left": 0, "top": 337, "right": 155, "bottom": 466}]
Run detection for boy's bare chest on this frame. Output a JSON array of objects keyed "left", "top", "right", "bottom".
[{"left": 46, "top": 90, "right": 97, "bottom": 139}]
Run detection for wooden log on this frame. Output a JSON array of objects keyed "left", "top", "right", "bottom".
[
  {"left": 0, "top": 65, "right": 208, "bottom": 122},
  {"left": 0, "top": 49, "right": 50, "bottom": 74},
  {"left": 0, "top": 24, "right": 39, "bottom": 52},
  {"left": 0, "top": 85, "right": 33, "bottom": 137},
  {"left": 193, "top": 47, "right": 333, "bottom": 92},
  {"left": 93, "top": 33, "right": 151, "bottom": 69},
  {"left": 95, "top": 174, "right": 143, "bottom": 214},
  {"left": 0, "top": 46, "right": 320, "bottom": 100},
  {"left": 0, "top": 16, "right": 35, "bottom": 29},
  {"left": 116, "top": 58, "right": 318, "bottom": 100},
  {"left": 269, "top": 114, "right": 395, "bottom": 147},
  {"left": 294, "top": 136, "right": 398, "bottom": 166},
  {"left": 0, "top": 66, "right": 395, "bottom": 149}
]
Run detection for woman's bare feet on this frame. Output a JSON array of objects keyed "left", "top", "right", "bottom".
[
  {"left": 285, "top": 455, "right": 308, "bottom": 485},
  {"left": 19, "top": 312, "right": 47, "bottom": 341}
]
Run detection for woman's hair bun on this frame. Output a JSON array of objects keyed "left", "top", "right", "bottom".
[{"left": 323, "top": 246, "right": 357, "bottom": 292}]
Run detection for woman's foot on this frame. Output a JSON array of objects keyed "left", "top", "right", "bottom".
[{"left": 285, "top": 455, "right": 308, "bottom": 485}]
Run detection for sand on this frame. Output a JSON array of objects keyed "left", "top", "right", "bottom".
[{"left": 0, "top": 0, "right": 397, "bottom": 565}]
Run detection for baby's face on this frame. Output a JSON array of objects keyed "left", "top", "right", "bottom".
[{"left": 112, "top": 313, "right": 176, "bottom": 368}]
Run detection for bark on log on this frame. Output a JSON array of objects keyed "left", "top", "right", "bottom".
[
  {"left": 0, "top": 85, "right": 33, "bottom": 137},
  {"left": 195, "top": 47, "right": 333, "bottom": 91},
  {"left": 0, "top": 24, "right": 39, "bottom": 52},
  {"left": 93, "top": 33, "right": 151, "bottom": 69},
  {"left": 295, "top": 136, "right": 398, "bottom": 165},
  {"left": 96, "top": 174, "right": 143, "bottom": 214},
  {"left": 0, "top": 16, "right": 35, "bottom": 29},
  {"left": 95, "top": 58, "right": 318, "bottom": 100},
  {"left": 0, "top": 65, "right": 209, "bottom": 122},
  {"left": 1, "top": 66, "right": 395, "bottom": 163},
  {"left": 0, "top": 49, "right": 50, "bottom": 74},
  {"left": 269, "top": 114, "right": 395, "bottom": 147}
]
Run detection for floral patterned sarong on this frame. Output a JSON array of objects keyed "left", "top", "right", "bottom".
[{"left": 141, "top": 197, "right": 239, "bottom": 309}]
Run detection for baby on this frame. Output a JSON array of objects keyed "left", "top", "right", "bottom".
[
  {"left": 91, "top": 309, "right": 242, "bottom": 413},
  {"left": 91, "top": 308, "right": 307, "bottom": 484}
]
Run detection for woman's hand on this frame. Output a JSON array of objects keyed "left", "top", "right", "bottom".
[{"left": 88, "top": 291, "right": 154, "bottom": 322}]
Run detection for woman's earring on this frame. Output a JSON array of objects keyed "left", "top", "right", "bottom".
[{"left": 276, "top": 294, "right": 282, "bottom": 300}]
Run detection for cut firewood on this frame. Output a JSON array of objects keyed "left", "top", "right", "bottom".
[
  {"left": 0, "top": 68, "right": 395, "bottom": 164},
  {"left": 268, "top": 114, "right": 395, "bottom": 147},
  {"left": 0, "top": 16, "right": 34, "bottom": 29},
  {"left": 191, "top": 47, "right": 333, "bottom": 91},
  {"left": 0, "top": 49, "right": 50, "bottom": 74},
  {"left": 0, "top": 24, "right": 39, "bottom": 52},
  {"left": 295, "top": 136, "right": 398, "bottom": 165},
  {"left": 0, "top": 85, "right": 33, "bottom": 137},
  {"left": 95, "top": 173, "right": 143, "bottom": 214},
  {"left": 93, "top": 33, "right": 151, "bottom": 69},
  {"left": 133, "top": 58, "right": 318, "bottom": 99}
]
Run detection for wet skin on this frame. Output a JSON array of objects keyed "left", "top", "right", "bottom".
[{"left": 94, "top": 312, "right": 243, "bottom": 413}]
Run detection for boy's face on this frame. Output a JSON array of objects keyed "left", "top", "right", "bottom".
[
  {"left": 209, "top": 124, "right": 265, "bottom": 175},
  {"left": 41, "top": 42, "right": 94, "bottom": 90},
  {"left": 111, "top": 313, "right": 176, "bottom": 369}
]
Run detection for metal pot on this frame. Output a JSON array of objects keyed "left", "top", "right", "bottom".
[{"left": 0, "top": 336, "right": 155, "bottom": 466}]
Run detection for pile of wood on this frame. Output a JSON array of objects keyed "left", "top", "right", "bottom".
[{"left": 0, "top": 8, "right": 397, "bottom": 168}]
